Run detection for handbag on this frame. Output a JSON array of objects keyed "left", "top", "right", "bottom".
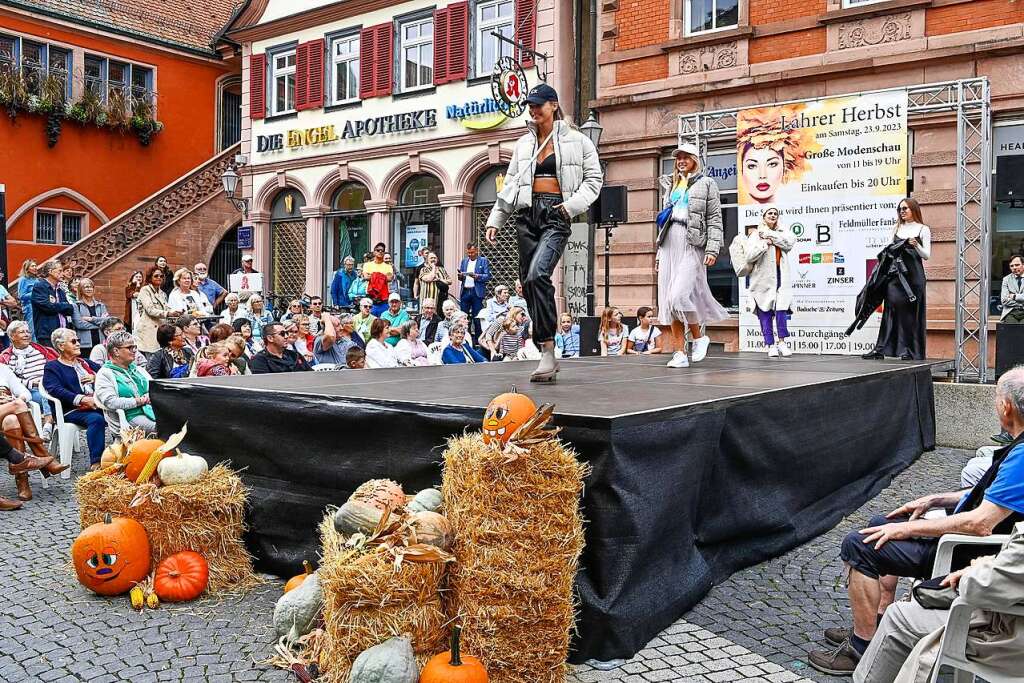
[{"left": 655, "top": 205, "right": 673, "bottom": 231}]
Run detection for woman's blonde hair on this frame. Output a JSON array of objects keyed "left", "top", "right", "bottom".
[
  {"left": 502, "top": 307, "right": 525, "bottom": 332},
  {"left": 599, "top": 307, "right": 621, "bottom": 338},
  {"left": 173, "top": 268, "right": 193, "bottom": 287}
]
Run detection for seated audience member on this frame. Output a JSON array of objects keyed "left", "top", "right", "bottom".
[
  {"left": 94, "top": 331, "right": 156, "bottom": 433},
  {"left": 249, "top": 323, "right": 312, "bottom": 374},
  {"left": 247, "top": 295, "right": 273, "bottom": 346},
  {"left": 348, "top": 271, "right": 369, "bottom": 305},
  {"left": 195, "top": 342, "right": 234, "bottom": 377},
  {"left": 554, "top": 314, "right": 580, "bottom": 359},
  {"left": 480, "top": 313, "right": 506, "bottom": 360},
  {"left": 220, "top": 292, "right": 248, "bottom": 325},
  {"left": 89, "top": 318, "right": 147, "bottom": 366},
  {"left": 418, "top": 298, "right": 443, "bottom": 344},
  {"left": 312, "top": 314, "right": 353, "bottom": 367},
  {"left": 481, "top": 285, "right": 511, "bottom": 328},
  {"left": 450, "top": 312, "right": 474, "bottom": 347},
  {"left": 442, "top": 325, "right": 486, "bottom": 364},
  {"left": 626, "top": 306, "right": 664, "bottom": 354},
  {"left": 177, "top": 314, "right": 209, "bottom": 353},
  {"left": 290, "top": 315, "right": 315, "bottom": 363},
  {"left": 207, "top": 322, "right": 235, "bottom": 344},
  {"left": 42, "top": 328, "right": 105, "bottom": 469},
  {"left": 280, "top": 299, "right": 303, "bottom": 324},
  {"left": 365, "top": 319, "right": 399, "bottom": 369},
  {"left": 0, "top": 320, "right": 56, "bottom": 439},
  {"left": 352, "top": 298, "right": 376, "bottom": 341},
  {"left": 497, "top": 307, "right": 528, "bottom": 360},
  {"left": 0, "top": 431, "right": 58, "bottom": 510},
  {"left": 0, "top": 357, "right": 65, "bottom": 500},
  {"left": 381, "top": 292, "right": 411, "bottom": 346},
  {"left": 231, "top": 317, "right": 258, "bottom": 356},
  {"left": 395, "top": 321, "right": 429, "bottom": 367},
  {"left": 307, "top": 296, "right": 324, "bottom": 336},
  {"left": 146, "top": 323, "right": 194, "bottom": 380},
  {"left": 346, "top": 347, "right": 366, "bottom": 369},
  {"left": 509, "top": 278, "right": 530, "bottom": 320},
  {"left": 435, "top": 300, "right": 461, "bottom": 344},
  {"left": 224, "top": 334, "right": 250, "bottom": 375},
  {"left": 807, "top": 365, "right": 1024, "bottom": 675},
  {"left": 853, "top": 521, "right": 1024, "bottom": 683}
]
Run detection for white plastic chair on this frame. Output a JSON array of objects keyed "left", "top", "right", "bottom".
[
  {"left": 37, "top": 383, "right": 83, "bottom": 480},
  {"left": 91, "top": 392, "right": 131, "bottom": 434},
  {"left": 312, "top": 363, "right": 337, "bottom": 372},
  {"left": 931, "top": 533, "right": 1011, "bottom": 577}
]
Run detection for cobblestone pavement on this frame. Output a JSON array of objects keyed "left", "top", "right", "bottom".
[{"left": 0, "top": 444, "right": 968, "bottom": 682}]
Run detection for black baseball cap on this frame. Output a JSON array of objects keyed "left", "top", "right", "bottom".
[{"left": 524, "top": 83, "right": 559, "bottom": 105}]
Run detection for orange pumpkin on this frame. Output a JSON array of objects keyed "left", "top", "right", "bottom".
[
  {"left": 482, "top": 391, "right": 536, "bottom": 444},
  {"left": 71, "top": 513, "right": 151, "bottom": 596},
  {"left": 349, "top": 478, "right": 406, "bottom": 511},
  {"left": 123, "top": 439, "right": 173, "bottom": 483},
  {"left": 420, "top": 626, "right": 488, "bottom": 683},
  {"left": 284, "top": 560, "right": 314, "bottom": 593},
  {"left": 153, "top": 551, "right": 209, "bottom": 602}
]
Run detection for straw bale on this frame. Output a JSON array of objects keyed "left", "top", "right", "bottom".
[
  {"left": 311, "top": 514, "right": 449, "bottom": 682},
  {"left": 442, "top": 433, "right": 588, "bottom": 683},
  {"left": 75, "top": 464, "right": 259, "bottom": 593}
]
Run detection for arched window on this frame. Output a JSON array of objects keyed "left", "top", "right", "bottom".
[
  {"left": 472, "top": 166, "right": 515, "bottom": 297},
  {"left": 392, "top": 174, "right": 444, "bottom": 309},
  {"left": 325, "top": 182, "right": 370, "bottom": 305},
  {"left": 398, "top": 174, "right": 443, "bottom": 206},
  {"left": 270, "top": 189, "right": 308, "bottom": 301}
]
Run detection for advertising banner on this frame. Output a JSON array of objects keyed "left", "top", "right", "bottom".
[
  {"left": 404, "top": 224, "right": 428, "bottom": 268},
  {"left": 735, "top": 90, "right": 908, "bottom": 354}
]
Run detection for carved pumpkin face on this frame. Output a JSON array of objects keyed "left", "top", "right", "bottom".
[
  {"left": 71, "top": 514, "right": 151, "bottom": 596},
  {"left": 482, "top": 391, "right": 536, "bottom": 444}
]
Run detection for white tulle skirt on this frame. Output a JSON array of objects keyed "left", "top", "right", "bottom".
[{"left": 657, "top": 224, "right": 730, "bottom": 326}]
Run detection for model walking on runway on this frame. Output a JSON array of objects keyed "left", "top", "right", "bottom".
[
  {"left": 486, "top": 84, "right": 603, "bottom": 382},
  {"left": 657, "top": 144, "right": 730, "bottom": 368}
]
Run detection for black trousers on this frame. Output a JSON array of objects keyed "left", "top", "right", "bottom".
[{"left": 517, "top": 193, "right": 571, "bottom": 343}]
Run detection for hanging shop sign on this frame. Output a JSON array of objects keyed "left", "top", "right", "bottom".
[
  {"left": 446, "top": 98, "right": 508, "bottom": 130},
  {"left": 256, "top": 109, "right": 438, "bottom": 152},
  {"left": 491, "top": 56, "right": 528, "bottom": 118}
]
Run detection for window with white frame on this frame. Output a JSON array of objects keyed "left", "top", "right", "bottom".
[
  {"left": 476, "top": 0, "right": 514, "bottom": 75},
  {"left": 686, "top": 0, "right": 738, "bottom": 35},
  {"left": 271, "top": 48, "right": 297, "bottom": 115},
  {"left": 83, "top": 53, "right": 153, "bottom": 105},
  {"left": 330, "top": 34, "right": 359, "bottom": 105},
  {"left": 400, "top": 17, "right": 434, "bottom": 91},
  {"left": 0, "top": 34, "right": 72, "bottom": 98}
]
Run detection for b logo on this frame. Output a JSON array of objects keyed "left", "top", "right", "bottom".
[{"left": 816, "top": 224, "right": 832, "bottom": 244}]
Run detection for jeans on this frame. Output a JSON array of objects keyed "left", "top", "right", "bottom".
[
  {"left": 29, "top": 388, "right": 51, "bottom": 417},
  {"left": 64, "top": 409, "right": 106, "bottom": 465},
  {"left": 460, "top": 290, "right": 484, "bottom": 341},
  {"left": 517, "top": 193, "right": 571, "bottom": 343}
]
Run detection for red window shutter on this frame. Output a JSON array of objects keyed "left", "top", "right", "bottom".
[
  {"left": 514, "top": 0, "right": 536, "bottom": 68},
  {"left": 373, "top": 23, "right": 393, "bottom": 97},
  {"left": 446, "top": 2, "right": 469, "bottom": 82},
  {"left": 295, "top": 42, "right": 310, "bottom": 110},
  {"left": 359, "top": 27, "right": 377, "bottom": 98},
  {"left": 250, "top": 53, "right": 266, "bottom": 119},
  {"left": 433, "top": 8, "right": 449, "bottom": 86},
  {"left": 303, "top": 38, "right": 325, "bottom": 109}
]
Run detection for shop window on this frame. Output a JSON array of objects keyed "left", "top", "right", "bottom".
[
  {"left": 473, "top": 167, "right": 518, "bottom": 297},
  {"left": 476, "top": 0, "right": 514, "bottom": 75},
  {"left": 686, "top": 0, "right": 738, "bottom": 35},
  {"left": 394, "top": 174, "right": 444, "bottom": 308},
  {"left": 399, "top": 174, "right": 443, "bottom": 206},
  {"left": 325, "top": 183, "right": 370, "bottom": 298},
  {"left": 35, "top": 211, "right": 57, "bottom": 244},
  {"left": 330, "top": 33, "right": 359, "bottom": 105},
  {"left": 399, "top": 17, "right": 434, "bottom": 91},
  {"left": 271, "top": 48, "right": 297, "bottom": 115},
  {"left": 83, "top": 54, "right": 154, "bottom": 106},
  {"left": 0, "top": 35, "right": 72, "bottom": 99}
]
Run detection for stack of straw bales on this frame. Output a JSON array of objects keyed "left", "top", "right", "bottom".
[
  {"left": 76, "top": 464, "right": 258, "bottom": 592},
  {"left": 442, "top": 431, "right": 588, "bottom": 683}
]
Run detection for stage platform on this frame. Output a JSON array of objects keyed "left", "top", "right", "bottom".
[{"left": 152, "top": 352, "right": 939, "bottom": 663}]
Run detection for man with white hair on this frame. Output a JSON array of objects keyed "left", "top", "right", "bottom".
[
  {"left": 193, "top": 263, "right": 227, "bottom": 310},
  {"left": 417, "top": 298, "right": 442, "bottom": 344},
  {"left": 481, "top": 284, "right": 511, "bottom": 329},
  {"left": 809, "top": 365, "right": 1024, "bottom": 676}
]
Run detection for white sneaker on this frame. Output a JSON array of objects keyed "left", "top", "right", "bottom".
[
  {"left": 691, "top": 335, "right": 711, "bottom": 362},
  {"left": 767, "top": 344, "right": 779, "bottom": 358},
  {"left": 777, "top": 340, "right": 793, "bottom": 357},
  {"left": 41, "top": 422, "right": 53, "bottom": 443},
  {"left": 666, "top": 351, "right": 690, "bottom": 368}
]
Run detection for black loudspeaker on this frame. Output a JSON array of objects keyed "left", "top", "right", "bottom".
[
  {"left": 996, "top": 156, "right": 1024, "bottom": 203},
  {"left": 578, "top": 315, "right": 637, "bottom": 356},
  {"left": 996, "top": 322, "right": 1024, "bottom": 378},
  {"left": 592, "top": 185, "right": 627, "bottom": 224}
]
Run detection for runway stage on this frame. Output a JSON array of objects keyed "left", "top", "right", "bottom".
[{"left": 152, "top": 352, "right": 938, "bottom": 663}]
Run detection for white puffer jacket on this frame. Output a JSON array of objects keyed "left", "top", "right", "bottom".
[{"left": 487, "top": 120, "right": 603, "bottom": 229}]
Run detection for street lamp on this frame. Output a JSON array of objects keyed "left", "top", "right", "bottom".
[
  {"left": 580, "top": 110, "right": 603, "bottom": 149},
  {"left": 221, "top": 165, "right": 249, "bottom": 218}
]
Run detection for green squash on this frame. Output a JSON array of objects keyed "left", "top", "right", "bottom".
[
  {"left": 273, "top": 571, "right": 322, "bottom": 646},
  {"left": 350, "top": 636, "right": 418, "bottom": 683},
  {"left": 334, "top": 500, "right": 387, "bottom": 537},
  {"left": 407, "top": 487, "right": 443, "bottom": 513}
]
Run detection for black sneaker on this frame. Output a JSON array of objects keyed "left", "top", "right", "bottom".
[
  {"left": 899, "top": 353, "right": 913, "bottom": 361},
  {"left": 808, "top": 640, "right": 861, "bottom": 676},
  {"left": 992, "top": 430, "right": 1013, "bottom": 445},
  {"left": 824, "top": 626, "right": 850, "bottom": 646},
  {"left": 861, "top": 350, "right": 883, "bottom": 360}
]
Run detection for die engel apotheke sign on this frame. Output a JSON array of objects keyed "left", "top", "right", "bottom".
[{"left": 256, "top": 108, "right": 438, "bottom": 152}]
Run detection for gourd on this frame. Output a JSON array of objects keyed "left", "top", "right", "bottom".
[
  {"left": 350, "top": 636, "right": 418, "bottom": 683},
  {"left": 284, "top": 560, "right": 314, "bottom": 593},
  {"left": 273, "top": 571, "right": 322, "bottom": 646},
  {"left": 349, "top": 479, "right": 406, "bottom": 511},
  {"left": 419, "top": 626, "right": 489, "bottom": 683},
  {"left": 153, "top": 551, "right": 209, "bottom": 602},
  {"left": 409, "top": 511, "right": 451, "bottom": 551},
  {"left": 70, "top": 513, "right": 151, "bottom": 596},
  {"left": 334, "top": 500, "right": 389, "bottom": 537},
  {"left": 156, "top": 451, "right": 208, "bottom": 486},
  {"left": 408, "top": 488, "right": 442, "bottom": 513},
  {"left": 123, "top": 438, "right": 173, "bottom": 483},
  {"left": 100, "top": 442, "right": 128, "bottom": 469}
]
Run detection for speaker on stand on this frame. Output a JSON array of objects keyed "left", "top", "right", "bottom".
[{"left": 590, "top": 186, "right": 628, "bottom": 310}]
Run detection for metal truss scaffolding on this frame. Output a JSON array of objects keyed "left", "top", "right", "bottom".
[{"left": 680, "top": 78, "right": 992, "bottom": 382}]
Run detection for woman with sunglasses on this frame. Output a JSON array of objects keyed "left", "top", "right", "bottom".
[
  {"left": 135, "top": 265, "right": 181, "bottom": 357},
  {"left": 862, "top": 198, "right": 930, "bottom": 360},
  {"left": 94, "top": 331, "right": 156, "bottom": 433},
  {"left": 362, "top": 244, "right": 394, "bottom": 316}
]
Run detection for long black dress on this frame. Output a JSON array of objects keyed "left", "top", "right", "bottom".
[{"left": 874, "top": 238, "right": 927, "bottom": 359}]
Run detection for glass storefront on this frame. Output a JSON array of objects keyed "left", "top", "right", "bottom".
[
  {"left": 391, "top": 174, "right": 444, "bottom": 309},
  {"left": 323, "top": 182, "right": 369, "bottom": 299},
  {"left": 992, "top": 123, "right": 1024, "bottom": 315},
  {"left": 472, "top": 166, "right": 515, "bottom": 297}
]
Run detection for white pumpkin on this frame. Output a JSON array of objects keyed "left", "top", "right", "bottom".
[{"left": 156, "top": 452, "right": 208, "bottom": 486}]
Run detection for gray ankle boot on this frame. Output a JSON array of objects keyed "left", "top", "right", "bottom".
[{"left": 530, "top": 342, "right": 558, "bottom": 382}]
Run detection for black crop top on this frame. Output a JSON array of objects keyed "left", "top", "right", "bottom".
[{"left": 534, "top": 153, "right": 556, "bottom": 178}]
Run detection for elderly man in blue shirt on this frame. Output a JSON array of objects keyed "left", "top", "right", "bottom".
[{"left": 193, "top": 262, "right": 227, "bottom": 311}]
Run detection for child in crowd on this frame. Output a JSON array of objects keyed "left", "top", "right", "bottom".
[
  {"left": 626, "top": 306, "right": 663, "bottom": 354},
  {"left": 196, "top": 342, "right": 234, "bottom": 377},
  {"left": 554, "top": 313, "right": 580, "bottom": 358},
  {"left": 599, "top": 307, "right": 628, "bottom": 356},
  {"left": 346, "top": 347, "right": 366, "bottom": 369}
]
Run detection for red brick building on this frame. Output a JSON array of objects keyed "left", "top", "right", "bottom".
[{"left": 594, "top": 0, "right": 1024, "bottom": 364}]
